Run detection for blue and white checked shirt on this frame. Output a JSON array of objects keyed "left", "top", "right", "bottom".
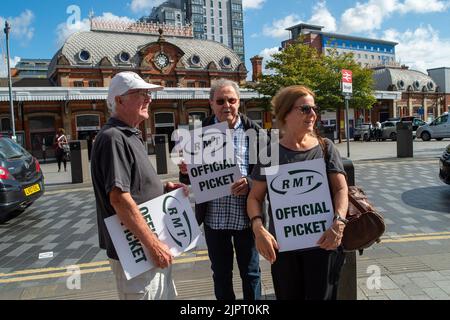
[{"left": 205, "top": 117, "right": 250, "bottom": 230}]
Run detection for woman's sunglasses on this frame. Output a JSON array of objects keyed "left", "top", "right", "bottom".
[{"left": 295, "top": 104, "right": 319, "bottom": 114}]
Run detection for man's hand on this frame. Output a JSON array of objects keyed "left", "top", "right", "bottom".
[
  {"left": 231, "top": 178, "right": 249, "bottom": 196},
  {"left": 165, "top": 182, "right": 189, "bottom": 197},
  {"left": 148, "top": 241, "right": 173, "bottom": 269}
]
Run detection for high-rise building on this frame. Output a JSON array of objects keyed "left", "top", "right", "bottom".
[
  {"left": 141, "top": 0, "right": 245, "bottom": 62},
  {"left": 139, "top": 1, "right": 186, "bottom": 27},
  {"left": 282, "top": 23, "right": 398, "bottom": 69}
]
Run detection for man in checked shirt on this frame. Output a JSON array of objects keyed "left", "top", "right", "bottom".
[{"left": 179, "top": 79, "right": 268, "bottom": 300}]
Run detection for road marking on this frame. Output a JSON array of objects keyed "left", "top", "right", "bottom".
[
  {"left": 382, "top": 235, "right": 450, "bottom": 243},
  {"left": 2, "top": 232, "right": 450, "bottom": 284},
  {"left": 0, "top": 252, "right": 209, "bottom": 283},
  {"left": 0, "top": 250, "right": 209, "bottom": 278}
]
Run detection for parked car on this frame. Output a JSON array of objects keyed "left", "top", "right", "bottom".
[
  {"left": 353, "top": 123, "right": 373, "bottom": 141},
  {"left": 0, "top": 137, "right": 44, "bottom": 223},
  {"left": 440, "top": 144, "right": 450, "bottom": 184},
  {"left": 416, "top": 112, "right": 450, "bottom": 141},
  {"left": 381, "top": 120, "right": 399, "bottom": 141},
  {"left": 400, "top": 117, "right": 427, "bottom": 138}
]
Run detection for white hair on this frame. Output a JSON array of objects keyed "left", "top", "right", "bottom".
[
  {"left": 107, "top": 99, "right": 116, "bottom": 114},
  {"left": 210, "top": 79, "right": 240, "bottom": 101}
]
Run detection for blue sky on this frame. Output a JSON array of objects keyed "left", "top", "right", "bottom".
[{"left": 1, "top": 0, "right": 450, "bottom": 77}]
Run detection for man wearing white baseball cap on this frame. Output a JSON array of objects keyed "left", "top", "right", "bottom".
[{"left": 91, "top": 72, "right": 188, "bottom": 300}]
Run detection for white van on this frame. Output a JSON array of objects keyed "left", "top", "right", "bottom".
[{"left": 416, "top": 112, "right": 449, "bottom": 141}]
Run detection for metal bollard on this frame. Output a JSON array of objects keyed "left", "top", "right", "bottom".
[
  {"left": 69, "top": 140, "right": 90, "bottom": 184},
  {"left": 337, "top": 158, "right": 357, "bottom": 300},
  {"left": 154, "top": 134, "right": 169, "bottom": 175},
  {"left": 396, "top": 121, "right": 413, "bottom": 158}
]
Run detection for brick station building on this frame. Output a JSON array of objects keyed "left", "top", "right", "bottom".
[{"left": 0, "top": 20, "right": 267, "bottom": 158}]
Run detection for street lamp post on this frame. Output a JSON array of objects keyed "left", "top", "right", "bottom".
[{"left": 4, "top": 21, "right": 16, "bottom": 141}]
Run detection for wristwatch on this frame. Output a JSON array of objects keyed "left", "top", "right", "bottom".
[{"left": 334, "top": 214, "right": 349, "bottom": 225}]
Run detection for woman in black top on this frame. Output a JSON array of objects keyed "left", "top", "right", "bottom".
[
  {"left": 55, "top": 128, "right": 68, "bottom": 172},
  {"left": 247, "top": 85, "right": 349, "bottom": 300}
]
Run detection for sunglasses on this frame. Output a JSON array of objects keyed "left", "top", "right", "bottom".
[
  {"left": 121, "top": 90, "right": 152, "bottom": 99},
  {"left": 295, "top": 104, "right": 319, "bottom": 114},
  {"left": 215, "top": 97, "right": 238, "bottom": 105}
]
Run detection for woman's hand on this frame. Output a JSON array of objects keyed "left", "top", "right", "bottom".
[
  {"left": 317, "top": 220, "right": 345, "bottom": 250},
  {"left": 253, "top": 223, "right": 279, "bottom": 264}
]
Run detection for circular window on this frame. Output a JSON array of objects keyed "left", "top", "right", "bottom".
[
  {"left": 79, "top": 50, "right": 91, "bottom": 62},
  {"left": 413, "top": 80, "right": 420, "bottom": 90},
  {"left": 427, "top": 81, "right": 434, "bottom": 91},
  {"left": 119, "top": 51, "right": 131, "bottom": 63},
  {"left": 222, "top": 57, "right": 232, "bottom": 67},
  {"left": 397, "top": 80, "right": 405, "bottom": 89},
  {"left": 191, "top": 55, "right": 201, "bottom": 65}
]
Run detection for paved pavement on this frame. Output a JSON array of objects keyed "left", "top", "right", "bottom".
[{"left": 0, "top": 139, "right": 449, "bottom": 300}]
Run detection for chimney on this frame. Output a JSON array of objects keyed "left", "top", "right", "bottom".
[{"left": 250, "top": 55, "right": 263, "bottom": 82}]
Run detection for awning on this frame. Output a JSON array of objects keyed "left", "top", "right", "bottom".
[{"left": 0, "top": 87, "right": 264, "bottom": 102}]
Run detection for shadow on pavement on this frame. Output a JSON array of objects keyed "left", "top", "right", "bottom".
[{"left": 402, "top": 186, "right": 450, "bottom": 213}]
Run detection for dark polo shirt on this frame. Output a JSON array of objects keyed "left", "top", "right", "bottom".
[{"left": 91, "top": 117, "right": 164, "bottom": 260}]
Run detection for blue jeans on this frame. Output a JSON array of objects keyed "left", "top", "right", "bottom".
[{"left": 204, "top": 225, "right": 261, "bottom": 300}]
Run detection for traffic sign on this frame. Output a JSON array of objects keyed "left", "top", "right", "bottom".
[{"left": 341, "top": 69, "right": 353, "bottom": 95}]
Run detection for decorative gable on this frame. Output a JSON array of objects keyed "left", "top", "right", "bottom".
[{"left": 57, "top": 54, "right": 70, "bottom": 66}]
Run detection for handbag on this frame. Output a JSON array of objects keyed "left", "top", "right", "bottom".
[
  {"left": 318, "top": 137, "right": 385, "bottom": 254},
  {"left": 62, "top": 144, "right": 70, "bottom": 153},
  {"left": 342, "top": 186, "right": 386, "bottom": 254}
]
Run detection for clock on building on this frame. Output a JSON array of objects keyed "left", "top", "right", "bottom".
[{"left": 154, "top": 53, "right": 170, "bottom": 69}]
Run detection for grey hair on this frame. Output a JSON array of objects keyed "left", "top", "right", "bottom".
[{"left": 209, "top": 79, "right": 240, "bottom": 101}]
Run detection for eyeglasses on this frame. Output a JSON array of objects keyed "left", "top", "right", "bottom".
[
  {"left": 121, "top": 90, "right": 152, "bottom": 99},
  {"left": 295, "top": 104, "right": 319, "bottom": 114},
  {"left": 215, "top": 97, "right": 238, "bottom": 105}
]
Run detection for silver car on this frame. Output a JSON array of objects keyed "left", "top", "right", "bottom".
[{"left": 381, "top": 121, "right": 399, "bottom": 141}]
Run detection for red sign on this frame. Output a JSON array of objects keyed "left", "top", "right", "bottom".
[{"left": 342, "top": 69, "right": 353, "bottom": 83}]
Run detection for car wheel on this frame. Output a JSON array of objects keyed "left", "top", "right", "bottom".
[
  {"left": 354, "top": 137, "right": 360, "bottom": 141},
  {"left": 421, "top": 132, "right": 431, "bottom": 141},
  {"left": 390, "top": 132, "right": 397, "bottom": 141},
  {"left": 436, "top": 138, "right": 443, "bottom": 141},
  {"left": 363, "top": 134, "right": 369, "bottom": 141}
]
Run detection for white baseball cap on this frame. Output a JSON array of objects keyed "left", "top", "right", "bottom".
[{"left": 107, "top": 71, "right": 163, "bottom": 108}]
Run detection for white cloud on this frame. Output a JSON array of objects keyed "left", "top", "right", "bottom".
[
  {"left": 0, "top": 56, "right": 21, "bottom": 78},
  {"left": 308, "top": 1, "right": 337, "bottom": 32},
  {"left": 243, "top": 0, "right": 266, "bottom": 10},
  {"left": 398, "top": 0, "right": 450, "bottom": 13},
  {"left": 340, "top": 0, "right": 397, "bottom": 33},
  {"left": 56, "top": 12, "right": 135, "bottom": 47},
  {"left": 259, "top": 46, "right": 280, "bottom": 74},
  {"left": 262, "top": 14, "right": 302, "bottom": 39},
  {"left": 340, "top": 0, "right": 449, "bottom": 33},
  {"left": 130, "top": 0, "right": 165, "bottom": 13},
  {"left": 0, "top": 10, "right": 35, "bottom": 42},
  {"left": 383, "top": 25, "right": 450, "bottom": 72}
]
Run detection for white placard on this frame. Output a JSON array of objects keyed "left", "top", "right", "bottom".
[
  {"left": 183, "top": 122, "right": 242, "bottom": 204},
  {"left": 265, "top": 159, "right": 334, "bottom": 252},
  {"left": 105, "top": 189, "right": 203, "bottom": 280}
]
